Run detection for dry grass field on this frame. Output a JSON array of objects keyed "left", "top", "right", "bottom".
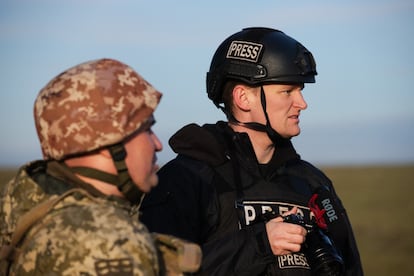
[
  {"left": 0, "top": 168, "right": 17, "bottom": 186},
  {"left": 322, "top": 164, "right": 414, "bottom": 276},
  {"left": 1, "top": 164, "right": 414, "bottom": 275}
]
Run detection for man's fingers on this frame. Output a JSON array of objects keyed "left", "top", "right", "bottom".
[{"left": 282, "top": 206, "right": 298, "bottom": 217}]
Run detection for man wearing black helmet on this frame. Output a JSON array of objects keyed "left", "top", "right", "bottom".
[{"left": 141, "top": 27, "right": 363, "bottom": 275}]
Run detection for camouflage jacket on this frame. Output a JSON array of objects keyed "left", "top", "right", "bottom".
[{"left": 0, "top": 160, "right": 159, "bottom": 276}]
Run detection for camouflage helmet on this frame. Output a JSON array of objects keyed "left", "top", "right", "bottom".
[{"left": 34, "top": 58, "right": 162, "bottom": 160}]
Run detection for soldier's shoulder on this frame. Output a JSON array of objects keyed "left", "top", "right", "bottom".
[
  {"left": 12, "top": 189, "right": 159, "bottom": 275},
  {"left": 1, "top": 162, "right": 48, "bottom": 239}
]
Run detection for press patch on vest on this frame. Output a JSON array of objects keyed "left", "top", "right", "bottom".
[
  {"left": 236, "top": 200, "right": 312, "bottom": 227},
  {"left": 95, "top": 258, "right": 133, "bottom": 275},
  {"left": 226, "top": 41, "right": 263, "bottom": 62},
  {"left": 278, "top": 253, "right": 311, "bottom": 270}
]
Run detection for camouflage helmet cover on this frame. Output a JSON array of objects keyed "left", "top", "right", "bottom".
[{"left": 34, "top": 58, "right": 162, "bottom": 160}]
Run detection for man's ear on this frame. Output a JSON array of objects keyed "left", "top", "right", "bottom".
[
  {"left": 99, "top": 148, "right": 113, "bottom": 159},
  {"left": 232, "top": 84, "right": 251, "bottom": 112}
]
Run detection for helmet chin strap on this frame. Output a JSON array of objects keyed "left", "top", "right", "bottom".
[
  {"left": 69, "top": 143, "right": 144, "bottom": 205},
  {"left": 229, "top": 86, "right": 291, "bottom": 147},
  {"left": 108, "top": 143, "right": 144, "bottom": 204}
]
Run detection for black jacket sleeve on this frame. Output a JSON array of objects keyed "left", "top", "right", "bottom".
[
  {"left": 201, "top": 222, "right": 276, "bottom": 275},
  {"left": 141, "top": 158, "right": 276, "bottom": 275},
  {"left": 328, "top": 183, "right": 364, "bottom": 276},
  {"left": 298, "top": 161, "right": 364, "bottom": 276}
]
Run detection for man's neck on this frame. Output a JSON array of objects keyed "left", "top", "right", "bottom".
[
  {"left": 229, "top": 122, "right": 275, "bottom": 164},
  {"left": 74, "top": 174, "right": 123, "bottom": 197},
  {"left": 64, "top": 154, "right": 123, "bottom": 197}
]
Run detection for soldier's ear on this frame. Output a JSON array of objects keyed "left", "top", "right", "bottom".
[{"left": 99, "top": 148, "right": 112, "bottom": 159}]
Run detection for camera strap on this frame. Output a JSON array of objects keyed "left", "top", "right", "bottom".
[
  {"left": 308, "top": 193, "right": 327, "bottom": 230},
  {"left": 285, "top": 162, "right": 349, "bottom": 250}
]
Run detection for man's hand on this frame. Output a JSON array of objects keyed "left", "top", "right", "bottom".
[{"left": 265, "top": 206, "right": 307, "bottom": 255}]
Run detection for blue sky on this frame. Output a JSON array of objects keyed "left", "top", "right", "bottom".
[{"left": 1, "top": 0, "right": 413, "bottom": 167}]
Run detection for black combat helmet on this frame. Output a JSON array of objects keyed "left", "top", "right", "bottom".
[{"left": 206, "top": 27, "right": 317, "bottom": 108}]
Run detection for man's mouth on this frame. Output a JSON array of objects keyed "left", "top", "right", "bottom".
[{"left": 153, "top": 156, "right": 160, "bottom": 171}]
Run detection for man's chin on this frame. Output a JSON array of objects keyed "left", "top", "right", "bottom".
[
  {"left": 290, "top": 127, "right": 301, "bottom": 137},
  {"left": 282, "top": 131, "right": 300, "bottom": 139},
  {"left": 148, "top": 175, "right": 159, "bottom": 190}
]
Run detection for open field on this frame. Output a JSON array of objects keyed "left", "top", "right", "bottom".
[
  {"left": 0, "top": 168, "right": 17, "bottom": 186},
  {"left": 1, "top": 164, "right": 414, "bottom": 275},
  {"left": 322, "top": 164, "right": 414, "bottom": 276}
]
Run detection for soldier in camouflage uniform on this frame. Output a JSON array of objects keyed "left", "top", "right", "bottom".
[{"left": 0, "top": 58, "right": 164, "bottom": 275}]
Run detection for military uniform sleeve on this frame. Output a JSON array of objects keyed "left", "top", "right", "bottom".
[{"left": 11, "top": 197, "right": 159, "bottom": 276}]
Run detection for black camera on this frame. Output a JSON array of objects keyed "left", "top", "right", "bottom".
[{"left": 283, "top": 214, "right": 344, "bottom": 276}]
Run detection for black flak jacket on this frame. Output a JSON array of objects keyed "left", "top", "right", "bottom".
[{"left": 141, "top": 121, "right": 363, "bottom": 276}]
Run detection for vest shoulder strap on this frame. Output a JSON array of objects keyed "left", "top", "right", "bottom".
[
  {"left": 152, "top": 232, "right": 202, "bottom": 275},
  {"left": 0, "top": 188, "right": 94, "bottom": 274}
]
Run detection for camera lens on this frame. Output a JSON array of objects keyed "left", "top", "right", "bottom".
[
  {"left": 304, "top": 229, "right": 344, "bottom": 276},
  {"left": 283, "top": 214, "right": 344, "bottom": 275}
]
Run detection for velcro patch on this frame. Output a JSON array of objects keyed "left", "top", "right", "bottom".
[
  {"left": 226, "top": 41, "right": 263, "bottom": 62},
  {"left": 278, "top": 253, "right": 311, "bottom": 270},
  {"left": 95, "top": 258, "right": 133, "bottom": 275}
]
